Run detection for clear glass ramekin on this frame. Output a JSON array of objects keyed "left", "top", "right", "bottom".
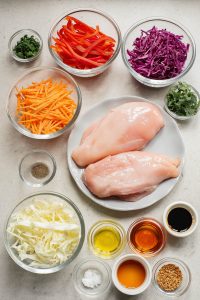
[
  {"left": 88, "top": 219, "right": 126, "bottom": 259},
  {"left": 8, "top": 29, "right": 43, "bottom": 63},
  {"left": 19, "top": 150, "right": 56, "bottom": 187},
  {"left": 152, "top": 257, "right": 191, "bottom": 297},
  {"left": 127, "top": 217, "right": 166, "bottom": 257}
]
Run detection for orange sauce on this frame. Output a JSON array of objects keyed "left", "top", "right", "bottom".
[
  {"left": 117, "top": 260, "right": 146, "bottom": 288},
  {"left": 130, "top": 220, "right": 164, "bottom": 254}
]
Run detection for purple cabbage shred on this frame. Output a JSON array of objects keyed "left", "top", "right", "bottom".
[{"left": 127, "top": 26, "right": 189, "bottom": 80}]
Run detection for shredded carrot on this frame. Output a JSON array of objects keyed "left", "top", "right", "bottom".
[{"left": 16, "top": 78, "right": 77, "bottom": 135}]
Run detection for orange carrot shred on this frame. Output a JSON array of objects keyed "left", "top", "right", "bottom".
[{"left": 16, "top": 78, "right": 77, "bottom": 135}]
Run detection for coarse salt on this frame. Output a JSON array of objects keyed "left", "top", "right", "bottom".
[{"left": 82, "top": 269, "right": 102, "bottom": 289}]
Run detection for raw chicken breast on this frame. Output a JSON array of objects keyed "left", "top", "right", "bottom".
[
  {"left": 83, "top": 151, "right": 180, "bottom": 200},
  {"left": 72, "top": 102, "right": 164, "bottom": 167}
]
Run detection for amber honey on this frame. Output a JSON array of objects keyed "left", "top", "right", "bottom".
[{"left": 128, "top": 218, "right": 166, "bottom": 256}]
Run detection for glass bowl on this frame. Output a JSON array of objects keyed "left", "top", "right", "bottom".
[
  {"left": 48, "top": 8, "right": 121, "bottom": 77},
  {"left": 164, "top": 83, "right": 200, "bottom": 120},
  {"left": 8, "top": 29, "right": 43, "bottom": 63},
  {"left": 19, "top": 150, "right": 56, "bottom": 187},
  {"left": 122, "top": 17, "right": 196, "bottom": 88},
  {"left": 127, "top": 218, "right": 166, "bottom": 257},
  {"left": 4, "top": 192, "right": 85, "bottom": 274},
  {"left": 7, "top": 66, "right": 82, "bottom": 139},
  {"left": 88, "top": 219, "right": 126, "bottom": 259},
  {"left": 73, "top": 258, "right": 111, "bottom": 297},
  {"left": 152, "top": 257, "right": 191, "bottom": 296}
]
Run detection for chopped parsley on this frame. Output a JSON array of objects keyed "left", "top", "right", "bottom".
[
  {"left": 166, "top": 82, "right": 200, "bottom": 116},
  {"left": 13, "top": 34, "right": 40, "bottom": 59}
]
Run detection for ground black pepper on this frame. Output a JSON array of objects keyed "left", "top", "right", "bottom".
[{"left": 31, "top": 162, "right": 49, "bottom": 179}]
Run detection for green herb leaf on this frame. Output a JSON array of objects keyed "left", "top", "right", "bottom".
[
  {"left": 166, "top": 82, "right": 200, "bottom": 116},
  {"left": 13, "top": 34, "right": 40, "bottom": 59}
]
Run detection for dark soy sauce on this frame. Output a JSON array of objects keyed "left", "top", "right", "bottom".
[{"left": 167, "top": 207, "right": 193, "bottom": 232}]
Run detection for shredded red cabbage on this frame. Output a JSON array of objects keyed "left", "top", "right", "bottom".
[{"left": 127, "top": 26, "right": 189, "bottom": 80}]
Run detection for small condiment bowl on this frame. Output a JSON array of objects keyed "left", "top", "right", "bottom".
[
  {"left": 73, "top": 258, "right": 111, "bottom": 298},
  {"left": 112, "top": 254, "right": 152, "bottom": 295},
  {"left": 19, "top": 150, "right": 56, "bottom": 187},
  {"left": 127, "top": 217, "right": 167, "bottom": 257},
  {"left": 122, "top": 17, "right": 196, "bottom": 87},
  {"left": 164, "top": 83, "right": 200, "bottom": 121},
  {"left": 88, "top": 219, "right": 126, "bottom": 259},
  {"left": 152, "top": 257, "right": 191, "bottom": 297},
  {"left": 163, "top": 201, "right": 198, "bottom": 237},
  {"left": 48, "top": 8, "right": 121, "bottom": 77},
  {"left": 8, "top": 29, "right": 43, "bottom": 63}
]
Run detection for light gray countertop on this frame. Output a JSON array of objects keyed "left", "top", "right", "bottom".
[{"left": 0, "top": 0, "right": 199, "bottom": 299}]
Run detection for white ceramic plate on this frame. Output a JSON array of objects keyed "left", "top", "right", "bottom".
[{"left": 67, "top": 96, "right": 185, "bottom": 211}]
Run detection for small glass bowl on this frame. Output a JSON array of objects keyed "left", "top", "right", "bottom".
[
  {"left": 48, "top": 8, "right": 121, "bottom": 77},
  {"left": 7, "top": 66, "right": 82, "bottom": 139},
  {"left": 122, "top": 17, "right": 196, "bottom": 87},
  {"left": 19, "top": 150, "right": 56, "bottom": 187},
  {"left": 164, "top": 83, "right": 200, "bottom": 121},
  {"left": 4, "top": 192, "right": 85, "bottom": 274},
  {"left": 127, "top": 218, "right": 166, "bottom": 257},
  {"left": 73, "top": 258, "right": 111, "bottom": 297},
  {"left": 8, "top": 29, "right": 43, "bottom": 63},
  {"left": 88, "top": 220, "right": 126, "bottom": 259},
  {"left": 152, "top": 257, "right": 191, "bottom": 297}
]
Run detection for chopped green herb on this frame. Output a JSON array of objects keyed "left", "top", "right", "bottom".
[
  {"left": 13, "top": 34, "right": 40, "bottom": 59},
  {"left": 166, "top": 82, "right": 200, "bottom": 116}
]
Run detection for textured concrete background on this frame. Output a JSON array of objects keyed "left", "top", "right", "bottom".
[{"left": 0, "top": 0, "right": 199, "bottom": 299}]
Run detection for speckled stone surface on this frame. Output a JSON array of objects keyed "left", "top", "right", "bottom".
[{"left": 0, "top": 0, "right": 200, "bottom": 299}]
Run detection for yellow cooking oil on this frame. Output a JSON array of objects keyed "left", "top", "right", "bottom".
[{"left": 93, "top": 226, "right": 121, "bottom": 257}]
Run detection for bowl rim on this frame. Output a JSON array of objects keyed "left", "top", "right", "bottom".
[
  {"left": 87, "top": 219, "right": 126, "bottom": 259},
  {"left": 6, "top": 66, "right": 82, "bottom": 139},
  {"left": 121, "top": 16, "right": 196, "bottom": 86},
  {"left": 152, "top": 257, "right": 191, "bottom": 296},
  {"left": 163, "top": 201, "right": 198, "bottom": 237},
  {"left": 112, "top": 253, "right": 152, "bottom": 295},
  {"left": 72, "top": 257, "right": 111, "bottom": 296},
  {"left": 4, "top": 191, "right": 85, "bottom": 274},
  {"left": 127, "top": 217, "right": 167, "bottom": 257},
  {"left": 48, "top": 8, "right": 122, "bottom": 75},
  {"left": 164, "top": 82, "right": 200, "bottom": 120},
  {"left": 19, "top": 149, "right": 57, "bottom": 187},
  {"left": 8, "top": 29, "right": 43, "bottom": 63}
]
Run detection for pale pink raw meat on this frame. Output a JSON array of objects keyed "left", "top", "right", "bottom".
[
  {"left": 83, "top": 151, "right": 180, "bottom": 200},
  {"left": 72, "top": 102, "right": 164, "bottom": 167}
]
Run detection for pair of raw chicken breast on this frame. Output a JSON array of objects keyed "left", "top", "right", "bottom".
[{"left": 72, "top": 102, "right": 180, "bottom": 201}]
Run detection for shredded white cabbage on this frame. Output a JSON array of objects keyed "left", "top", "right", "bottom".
[{"left": 7, "top": 198, "right": 81, "bottom": 268}]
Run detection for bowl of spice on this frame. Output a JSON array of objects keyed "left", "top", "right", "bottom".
[
  {"left": 112, "top": 254, "right": 152, "bottom": 295},
  {"left": 163, "top": 201, "right": 198, "bottom": 237},
  {"left": 122, "top": 17, "right": 196, "bottom": 87},
  {"left": 88, "top": 220, "right": 126, "bottom": 259},
  {"left": 164, "top": 82, "right": 200, "bottom": 120},
  {"left": 19, "top": 150, "right": 56, "bottom": 187},
  {"left": 73, "top": 258, "right": 111, "bottom": 298},
  {"left": 9, "top": 29, "right": 43, "bottom": 62},
  {"left": 48, "top": 8, "right": 121, "bottom": 77},
  {"left": 127, "top": 218, "right": 166, "bottom": 257},
  {"left": 152, "top": 257, "right": 191, "bottom": 296},
  {"left": 7, "top": 66, "right": 82, "bottom": 139}
]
